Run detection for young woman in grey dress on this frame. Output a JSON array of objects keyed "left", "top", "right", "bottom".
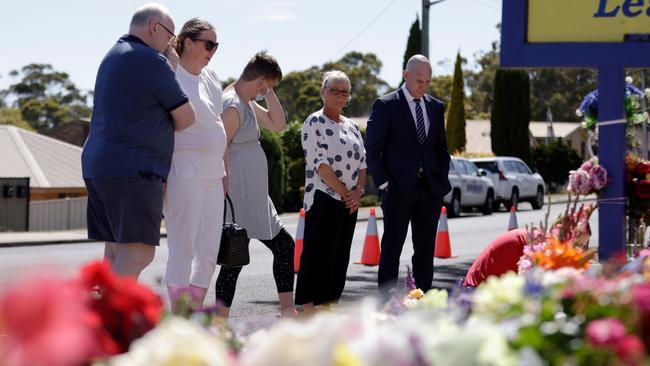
[{"left": 214, "top": 51, "right": 296, "bottom": 317}]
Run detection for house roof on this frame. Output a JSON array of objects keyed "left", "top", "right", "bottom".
[
  {"left": 528, "top": 121, "right": 581, "bottom": 139},
  {"left": 465, "top": 120, "right": 583, "bottom": 154},
  {"left": 0, "top": 126, "right": 84, "bottom": 188}
]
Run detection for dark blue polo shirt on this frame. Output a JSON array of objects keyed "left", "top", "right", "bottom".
[{"left": 82, "top": 35, "right": 188, "bottom": 179}]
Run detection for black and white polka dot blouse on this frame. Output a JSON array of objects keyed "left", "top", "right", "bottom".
[{"left": 301, "top": 109, "right": 367, "bottom": 211}]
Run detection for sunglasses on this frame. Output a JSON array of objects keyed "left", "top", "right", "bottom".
[
  {"left": 328, "top": 88, "right": 351, "bottom": 97},
  {"left": 192, "top": 38, "right": 219, "bottom": 52},
  {"left": 155, "top": 21, "right": 176, "bottom": 43}
]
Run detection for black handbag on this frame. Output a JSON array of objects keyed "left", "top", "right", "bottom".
[{"left": 217, "top": 194, "right": 250, "bottom": 267}]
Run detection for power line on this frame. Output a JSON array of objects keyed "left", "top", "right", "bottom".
[
  {"left": 473, "top": 0, "right": 500, "bottom": 11},
  {"left": 328, "top": 0, "right": 397, "bottom": 61}
]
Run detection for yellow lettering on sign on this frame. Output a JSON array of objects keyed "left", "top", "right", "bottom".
[{"left": 528, "top": 0, "right": 650, "bottom": 42}]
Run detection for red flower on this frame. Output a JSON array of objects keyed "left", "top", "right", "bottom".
[
  {"left": 0, "top": 275, "right": 103, "bottom": 366},
  {"left": 79, "top": 261, "right": 164, "bottom": 354},
  {"left": 635, "top": 180, "right": 650, "bottom": 199},
  {"left": 634, "top": 162, "right": 650, "bottom": 178},
  {"left": 616, "top": 335, "right": 646, "bottom": 365}
]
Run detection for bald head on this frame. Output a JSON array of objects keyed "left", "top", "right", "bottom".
[
  {"left": 403, "top": 54, "right": 432, "bottom": 99},
  {"left": 405, "top": 54, "right": 431, "bottom": 73}
]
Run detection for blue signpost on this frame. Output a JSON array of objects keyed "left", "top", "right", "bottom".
[{"left": 501, "top": 0, "right": 650, "bottom": 260}]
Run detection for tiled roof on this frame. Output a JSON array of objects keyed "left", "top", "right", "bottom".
[{"left": 0, "top": 126, "right": 83, "bottom": 188}]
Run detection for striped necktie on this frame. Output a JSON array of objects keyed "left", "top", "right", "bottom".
[{"left": 413, "top": 98, "right": 426, "bottom": 145}]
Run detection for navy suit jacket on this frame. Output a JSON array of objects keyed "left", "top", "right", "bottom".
[{"left": 364, "top": 89, "right": 451, "bottom": 199}]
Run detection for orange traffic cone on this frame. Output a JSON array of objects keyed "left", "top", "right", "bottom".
[
  {"left": 355, "top": 208, "right": 381, "bottom": 266},
  {"left": 507, "top": 206, "right": 518, "bottom": 231},
  {"left": 435, "top": 206, "right": 454, "bottom": 258},
  {"left": 294, "top": 208, "right": 305, "bottom": 273}
]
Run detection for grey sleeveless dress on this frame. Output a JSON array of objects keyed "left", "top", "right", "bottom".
[{"left": 223, "top": 90, "right": 283, "bottom": 240}]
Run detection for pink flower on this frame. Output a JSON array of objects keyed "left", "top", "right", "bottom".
[
  {"left": 632, "top": 282, "right": 650, "bottom": 314},
  {"left": 568, "top": 170, "right": 592, "bottom": 195},
  {"left": 590, "top": 164, "right": 609, "bottom": 190},
  {"left": 586, "top": 318, "right": 627, "bottom": 346},
  {"left": 0, "top": 276, "right": 102, "bottom": 366},
  {"left": 580, "top": 159, "right": 595, "bottom": 173}
]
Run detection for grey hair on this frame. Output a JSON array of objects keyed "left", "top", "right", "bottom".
[
  {"left": 129, "top": 3, "right": 171, "bottom": 30},
  {"left": 321, "top": 70, "right": 351, "bottom": 89}
]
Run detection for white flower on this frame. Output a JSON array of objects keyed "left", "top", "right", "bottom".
[
  {"left": 626, "top": 76, "right": 634, "bottom": 84},
  {"left": 416, "top": 288, "right": 448, "bottom": 309},
  {"left": 241, "top": 312, "right": 347, "bottom": 366},
  {"left": 104, "top": 317, "right": 233, "bottom": 366},
  {"left": 472, "top": 272, "right": 525, "bottom": 319},
  {"left": 575, "top": 109, "right": 583, "bottom": 118},
  {"left": 645, "top": 88, "right": 650, "bottom": 99}
]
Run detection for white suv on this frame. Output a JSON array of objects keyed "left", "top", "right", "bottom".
[
  {"left": 470, "top": 157, "right": 546, "bottom": 211},
  {"left": 443, "top": 157, "right": 495, "bottom": 217}
]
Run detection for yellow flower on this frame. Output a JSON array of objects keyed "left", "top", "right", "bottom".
[
  {"left": 333, "top": 342, "right": 362, "bottom": 366},
  {"left": 408, "top": 289, "right": 425, "bottom": 300}
]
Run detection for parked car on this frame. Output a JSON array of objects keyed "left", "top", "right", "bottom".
[
  {"left": 470, "top": 156, "right": 546, "bottom": 211},
  {"left": 444, "top": 157, "right": 495, "bottom": 217}
]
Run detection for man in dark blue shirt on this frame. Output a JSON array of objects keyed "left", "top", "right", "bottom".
[{"left": 81, "top": 3, "right": 195, "bottom": 280}]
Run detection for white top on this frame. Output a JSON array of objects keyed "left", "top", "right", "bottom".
[
  {"left": 401, "top": 84, "right": 430, "bottom": 135},
  {"left": 301, "top": 109, "right": 367, "bottom": 211},
  {"left": 171, "top": 65, "right": 227, "bottom": 180}
]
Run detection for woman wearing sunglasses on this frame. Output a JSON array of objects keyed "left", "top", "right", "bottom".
[
  {"left": 214, "top": 51, "right": 297, "bottom": 318},
  {"left": 163, "top": 17, "right": 226, "bottom": 312}
]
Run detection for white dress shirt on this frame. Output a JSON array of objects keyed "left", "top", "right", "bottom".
[{"left": 401, "top": 84, "right": 430, "bottom": 136}]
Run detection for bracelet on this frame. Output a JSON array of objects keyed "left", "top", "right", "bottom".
[{"left": 352, "top": 186, "right": 365, "bottom": 195}]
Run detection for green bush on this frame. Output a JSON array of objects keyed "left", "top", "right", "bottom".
[
  {"left": 282, "top": 121, "right": 306, "bottom": 212},
  {"left": 359, "top": 195, "right": 379, "bottom": 207},
  {"left": 260, "top": 129, "right": 286, "bottom": 212},
  {"left": 531, "top": 140, "right": 582, "bottom": 192}
]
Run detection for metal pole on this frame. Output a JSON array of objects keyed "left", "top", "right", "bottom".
[
  {"left": 598, "top": 66, "right": 626, "bottom": 260},
  {"left": 642, "top": 70, "right": 648, "bottom": 160},
  {"left": 421, "top": 0, "right": 429, "bottom": 58},
  {"left": 421, "top": 0, "right": 448, "bottom": 58}
]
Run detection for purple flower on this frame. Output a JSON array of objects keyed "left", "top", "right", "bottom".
[
  {"left": 404, "top": 265, "right": 416, "bottom": 291},
  {"left": 568, "top": 169, "right": 592, "bottom": 195},
  {"left": 590, "top": 164, "right": 609, "bottom": 190}
]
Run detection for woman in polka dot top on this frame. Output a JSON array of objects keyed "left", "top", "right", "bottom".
[{"left": 295, "top": 70, "right": 367, "bottom": 312}]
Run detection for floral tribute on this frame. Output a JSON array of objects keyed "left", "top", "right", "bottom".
[
  {"left": 626, "top": 153, "right": 650, "bottom": 219},
  {"left": 567, "top": 157, "right": 608, "bottom": 196},
  {"left": 576, "top": 79, "right": 648, "bottom": 131},
  {"left": 0, "top": 261, "right": 164, "bottom": 366}
]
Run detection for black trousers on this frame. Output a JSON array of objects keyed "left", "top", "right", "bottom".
[
  {"left": 295, "top": 190, "right": 358, "bottom": 306},
  {"left": 214, "top": 228, "right": 295, "bottom": 307},
  {"left": 378, "top": 178, "right": 442, "bottom": 295}
]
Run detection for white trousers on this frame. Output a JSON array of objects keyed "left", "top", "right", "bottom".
[{"left": 164, "top": 174, "right": 224, "bottom": 288}]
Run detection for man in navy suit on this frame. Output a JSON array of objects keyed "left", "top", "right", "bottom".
[{"left": 364, "top": 55, "right": 451, "bottom": 295}]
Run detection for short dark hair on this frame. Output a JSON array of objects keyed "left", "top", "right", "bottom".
[{"left": 240, "top": 51, "right": 282, "bottom": 82}]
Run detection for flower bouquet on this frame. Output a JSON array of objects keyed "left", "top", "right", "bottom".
[
  {"left": 626, "top": 153, "right": 650, "bottom": 220},
  {"left": 567, "top": 157, "right": 608, "bottom": 196},
  {"left": 576, "top": 78, "right": 648, "bottom": 132}
]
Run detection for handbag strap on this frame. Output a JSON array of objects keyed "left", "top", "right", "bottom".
[{"left": 223, "top": 194, "right": 236, "bottom": 223}]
